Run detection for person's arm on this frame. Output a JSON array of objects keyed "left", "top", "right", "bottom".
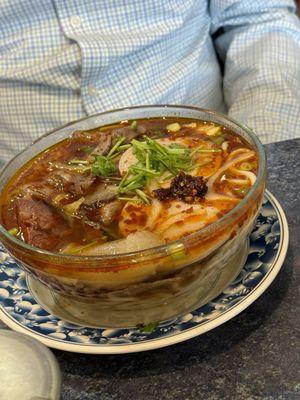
[{"left": 210, "top": 0, "right": 300, "bottom": 143}]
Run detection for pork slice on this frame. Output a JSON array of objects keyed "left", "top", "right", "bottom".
[{"left": 15, "top": 197, "right": 71, "bottom": 250}]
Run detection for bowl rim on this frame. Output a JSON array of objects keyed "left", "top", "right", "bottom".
[{"left": 0, "top": 104, "right": 266, "bottom": 262}]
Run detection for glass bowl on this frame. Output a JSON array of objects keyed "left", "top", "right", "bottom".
[{"left": 0, "top": 106, "right": 266, "bottom": 328}]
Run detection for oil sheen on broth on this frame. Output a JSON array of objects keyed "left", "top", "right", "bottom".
[{"left": 0, "top": 118, "right": 258, "bottom": 256}]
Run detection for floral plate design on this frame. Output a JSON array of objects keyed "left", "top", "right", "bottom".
[{"left": 0, "top": 191, "right": 288, "bottom": 354}]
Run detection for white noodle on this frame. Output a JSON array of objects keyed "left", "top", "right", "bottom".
[
  {"left": 205, "top": 193, "right": 240, "bottom": 202},
  {"left": 207, "top": 149, "right": 255, "bottom": 193},
  {"left": 226, "top": 178, "right": 249, "bottom": 185}
]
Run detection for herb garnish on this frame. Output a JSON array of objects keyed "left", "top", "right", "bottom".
[
  {"left": 130, "top": 120, "right": 138, "bottom": 130},
  {"left": 91, "top": 155, "right": 116, "bottom": 177},
  {"left": 117, "top": 137, "right": 195, "bottom": 202},
  {"left": 137, "top": 322, "right": 159, "bottom": 333},
  {"left": 90, "top": 136, "right": 127, "bottom": 177},
  {"left": 88, "top": 133, "right": 220, "bottom": 203}
]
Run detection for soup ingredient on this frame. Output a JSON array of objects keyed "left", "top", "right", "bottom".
[
  {"left": 15, "top": 197, "right": 71, "bottom": 250},
  {"left": 166, "top": 122, "right": 181, "bottom": 132},
  {"left": 137, "top": 322, "right": 159, "bottom": 333},
  {"left": 61, "top": 230, "right": 164, "bottom": 255},
  {"left": 91, "top": 155, "right": 116, "bottom": 177},
  {"left": 0, "top": 117, "right": 258, "bottom": 254},
  {"left": 117, "top": 137, "right": 195, "bottom": 202},
  {"left": 119, "top": 199, "right": 220, "bottom": 242},
  {"left": 153, "top": 172, "right": 208, "bottom": 203},
  {"left": 8, "top": 227, "right": 19, "bottom": 236}
]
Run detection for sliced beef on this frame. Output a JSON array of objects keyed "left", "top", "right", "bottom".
[
  {"left": 71, "top": 130, "right": 102, "bottom": 142},
  {"left": 83, "top": 181, "right": 118, "bottom": 206},
  {"left": 80, "top": 181, "right": 121, "bottom": 226},
  {"left": 81, "top": 199, "right": 123, "bottom": 226},
  {"left": 112, "top": 125, "right": 145, "bottom": 143},
  {"left": 15, "top": 197, "right": 71, "bottom": 250},
  {"left": 87, "top": 130, "right": 112, "bottom": 161},
  {"left": 47, "top": 170, "right": 95, "bottom": 195},
  {"left": 23, "top": 185, "right": 61, "bottom": 204}
]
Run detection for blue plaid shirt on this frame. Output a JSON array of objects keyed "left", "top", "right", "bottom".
[{"left": 0, "top": 0, "right": 300, "bottom": 163}]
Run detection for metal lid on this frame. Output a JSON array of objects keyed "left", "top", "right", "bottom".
[{"left": 0, "top": 330, "right": 61, "bottom": 400}]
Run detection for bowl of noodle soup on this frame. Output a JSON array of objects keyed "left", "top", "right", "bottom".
[{"left": 0, "top": 106, "right": 266, "bottom": 328}]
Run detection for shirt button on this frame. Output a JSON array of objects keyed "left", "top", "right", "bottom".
[
  {"left": 88, "top": 85, "right": 98, "bottom": 96},
  {"left": 70, "top": 15, "right": 81, "bottom": 28}
]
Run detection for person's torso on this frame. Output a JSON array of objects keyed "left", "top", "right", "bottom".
[{"left": 0, "top": 0, "right": 224, "bottom": 162}]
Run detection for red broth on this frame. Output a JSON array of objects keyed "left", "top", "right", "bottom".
[{"left": 0, "top": 118, "right": 258, "bottom": 255}]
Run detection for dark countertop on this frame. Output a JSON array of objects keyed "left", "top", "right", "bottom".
[{"left": 53, "top": 138, "right": 300, "bottom": 400}]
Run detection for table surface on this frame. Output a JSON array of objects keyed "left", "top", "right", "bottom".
[{"left": 2, "top": 139, "right": 300, "bottom": 400}]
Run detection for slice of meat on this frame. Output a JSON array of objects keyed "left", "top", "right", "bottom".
[
  {"left": 83, "top": 181, "right": 118, "bottom": 206},
  {"left": 80, "top": 199, "right": 123, "bottom": 226},
  {"left": 87, "top": 130, "right": 112, "bottom": 161},
  {"left": 71, "top": 130, "right": 102, "bottom": 142},
  {"left": 15, "top": 197, "right": 71, "bottom": 250},
  {"left": 47, "top": 170, "right": 96, "bottom": 195},
  {"left": 23, "top": 185, "right": 62, "bottom": 204},
  {"left": 112, "top": 126, "right": 145, "bottom": 143}
]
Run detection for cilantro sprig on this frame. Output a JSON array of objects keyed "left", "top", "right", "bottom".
[{"left": 91, "top": 155, "right": 116, "bottom": 177}]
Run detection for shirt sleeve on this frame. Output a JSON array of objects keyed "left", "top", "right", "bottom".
[{"left": 210, "top": 0, "right": 300, "bottom": 143}]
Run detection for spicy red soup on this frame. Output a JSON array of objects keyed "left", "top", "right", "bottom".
[{"left": 0, "top": 118, "right": 258, "bottom": 255}]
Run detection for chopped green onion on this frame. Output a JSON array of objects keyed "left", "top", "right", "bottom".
[
  {"left": 167, "top": 148, "right": 188, "bottom": 155},
  {"left": 117, "top": 196, "right": 140, "bottom": 203},
  {"left": 131, "top": 139, "right": 148, "bottom": 150},
  {"left": 130, "top": 165, "right": 159, "bottom": 176},
  {"left": 166, "top": 122, "right": 181, "bottom": 132},
  {"left": 119, "top": 172, "right": 142, "bottom": 188},
  {"left": 107, "top": 136, "right": 126, "bottom": 158},
  {"left": 137, "top": 322, "right": 158, "bottom": 333},
  {"left": 117, "top": 135, "right": 198, "bottom": 197},
  {"left": 169, "top": 243, "right": 186, "bottom": 261},
  {"left": 108, "top": 152, "right": 122, "bottom": 160},
  {"left": 146, "top": 151, "right": 150, "bottom": 170},
  {"left": 131, "top": 120, "right": 138, "bottom": 130},
  {"left": 91, "top": 155, "right": 116, "bottom": 177},
  {"left": 135, "top": 189, "right": 151, "bottom": 204},
  {"left": 8, "top": 227, "right": 19, "bottom": 236},
  {"left": 118, "top": 144, "right": 131, "bottom": 151},
  {"left": 122, "top": 180, "right": 144, "bottom": 192},
  {"left": 69, "top": 159, "right": 90, "bottom": 165}
]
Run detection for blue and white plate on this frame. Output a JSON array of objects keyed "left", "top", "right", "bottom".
[{"left": 0, "top": 191, "right": 288, "bottom": 354}]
